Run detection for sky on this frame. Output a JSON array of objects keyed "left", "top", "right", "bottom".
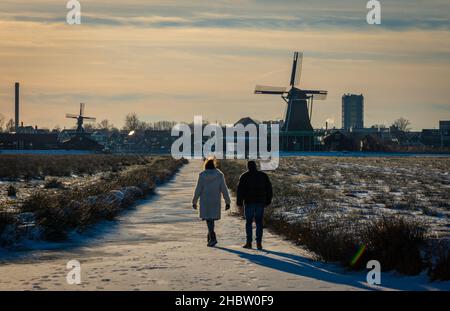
[{"left": 0, "top": 0, "right": 449, "bottom": 130}]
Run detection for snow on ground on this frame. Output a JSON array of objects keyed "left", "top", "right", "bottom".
[
  {"left": 0, "top": 160, "right": 449, "bottom": 291},
  {"left": 273, "top": 157, "right": 450, "bottom": 237},
  {"left": 0, "top": 172, "right": 108, "bottom": 211}
]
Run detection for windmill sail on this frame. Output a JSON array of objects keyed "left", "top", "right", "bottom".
[
  {"left": 83, "top": 117, "right": 97, "bottom": 122},
  {"left": 310, "top": 93, "right": 327, "bottom": 101},
  {"left": 290, "top": 52, "right": 303, "bottom": 86},
  {"left": 294, "top": 52, "right": 303, "bottom": 86},
  {"left": 254, "top": 85, "right": 287, "bottom": 95},
  {"left": 80, "top": 103, "right": 85, "bottom": 116},
  {"left": 303, "top": 90, "right": 328, "bottom": 100}
]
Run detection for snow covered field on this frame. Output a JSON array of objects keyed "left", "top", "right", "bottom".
[
  {"left": 273, "top": 157, "right": 449, "bottom": 237},
  {"left": 0, "top": 154, "right": 155, "bottom": 211},
  {"left": 0, "top": 171, "right": 108, "bottom": 212},
  {"left": 220, "top": 156, "right": 450, "bottom": 281}
]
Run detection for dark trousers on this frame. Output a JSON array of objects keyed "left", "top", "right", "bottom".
[
  {"left": 244, "top": 203, "right": 265, "bottom": 243},
  {"left": 206, "top": 219, "right": 215, "bottom": 235}
]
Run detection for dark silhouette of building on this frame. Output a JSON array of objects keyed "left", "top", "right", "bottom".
[
  {"left": 323, "top": 131, "right": 356, "bottom": 151},
  {"left": 342, "top": 94, "right": 364, "bottom": 130},
  {"left": 60, "top": 135, "right": 103, "bottom": 151},
  {"left": 144, "top": 129, "right": 176, "bottom": 153},
  {"left": 440, "top": 120, "right": 450, "bottom": 132},
  {"left": 0, "top": 133, "right": 58, "bottom": 150},
  {"left": 361, "top": 134, "right": 384, "bottom": 151},
  {"left": 234, "top": 117, "right": 259, "bottom": 128},
  {"left": 421, "top": 129, "right": 450, "bottom": 148}
]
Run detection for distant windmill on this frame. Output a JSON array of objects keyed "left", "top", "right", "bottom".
[
  {"left": 254, "top": 52, "right": 327, "bottom": 132},
  {"left": 66, "top": 103, "right": 96, "bottom": 133}
]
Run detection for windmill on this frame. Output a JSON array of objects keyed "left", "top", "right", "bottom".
[
  {"left": 254, "top": 52, "right": 327, "bottom": 132},
  {"left": 66, "top": 103, "right": 96, "bottom": 133}
]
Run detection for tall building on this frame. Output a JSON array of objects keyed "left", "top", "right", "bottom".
[
  {"left": 439, "top": 120, "right": 450, "bottom": 131},
  {"left": 342, "top": 94, "right": 364, "bottom": 130}
]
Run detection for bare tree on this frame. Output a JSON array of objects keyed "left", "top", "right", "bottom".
[
  {"left": 392, "top": 118, "right": 411, "bottom": 132},
  {"left": 0, "top": 113, "right": 5, "bottom": 132},
  {"left": 140, "top": 121, "right": 152, "bottom": 131},
  {"left": 98, "top": 119, "right": 113, "bottom": 131},
  {"left": 123, "top": 113, "right": 141, "bottom": 131},
  {"left": 152, "top": 120, "right": 177, "bottom": 130},
  {"left": 6, "top": 118, "right": 14, "bottom": 132},
  {"left": 83, "top": 123, "right": 96, "bottom": 132}
]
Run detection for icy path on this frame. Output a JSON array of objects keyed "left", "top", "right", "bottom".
[{"left": 0, "top": 161, "right": 448, "bottom": 291}]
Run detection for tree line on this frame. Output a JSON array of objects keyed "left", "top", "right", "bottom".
[
  {"left": 0, "top": 112, "right": 179, "bottom": 133},
  {"left": 0, "top": 112, "right": 413, "bottom": 133}
]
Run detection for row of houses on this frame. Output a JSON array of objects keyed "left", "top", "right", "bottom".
[
  {"left": 323, "top": 126, "right": 450, "bottom": 152},
  {"left": 1, "top": 118, "right": 449, "bottom": 153},
  {"left": 0, "top": 117, "right": 273, "bottom": 153},
  {"left": 0, "top": 128, "right": 176, "bottom": 153}
]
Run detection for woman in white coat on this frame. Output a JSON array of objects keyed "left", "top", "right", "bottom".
[{"left": 192, "top": 159, "right": 231, "bottom": 247}]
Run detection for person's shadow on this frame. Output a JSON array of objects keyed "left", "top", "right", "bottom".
[
  {"left": 215, "top": 246, "right": 435, "bottom": 291},
  {"left": 216, "top": 246, "right": 372, "bottom": 290}
]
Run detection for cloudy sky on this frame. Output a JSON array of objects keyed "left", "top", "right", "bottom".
[{"left": 0, "top": 0, "right": 449, "bottom": 130}]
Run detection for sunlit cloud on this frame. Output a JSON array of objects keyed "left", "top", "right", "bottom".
[{"left": 0, "top": 0, "right": 449, "bottom": 130}]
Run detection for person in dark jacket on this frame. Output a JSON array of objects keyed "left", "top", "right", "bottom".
[{"left": 236, "top": 160, "right": 273, "bottom": 250}]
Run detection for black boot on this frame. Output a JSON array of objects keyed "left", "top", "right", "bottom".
[
  {"left": 257, "top": 241, "right": 263, "bottom": 250},
  {"left": 208, "top": 232, "right": 217, "bottom": 247},
  {"left": 242, "top": 241, "right": 252, "bottom": 249},
  {"left": 207, "top": 233, "right": 211, "bottom": 245}
]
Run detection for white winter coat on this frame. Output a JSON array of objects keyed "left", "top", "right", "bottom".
[{"left": 192, "top": 168, "right": 231, "bottom": 220}]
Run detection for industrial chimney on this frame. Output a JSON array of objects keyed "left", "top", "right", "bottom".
[{"left": 15, "top": 82, "right": 19, "bottom": 132}]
